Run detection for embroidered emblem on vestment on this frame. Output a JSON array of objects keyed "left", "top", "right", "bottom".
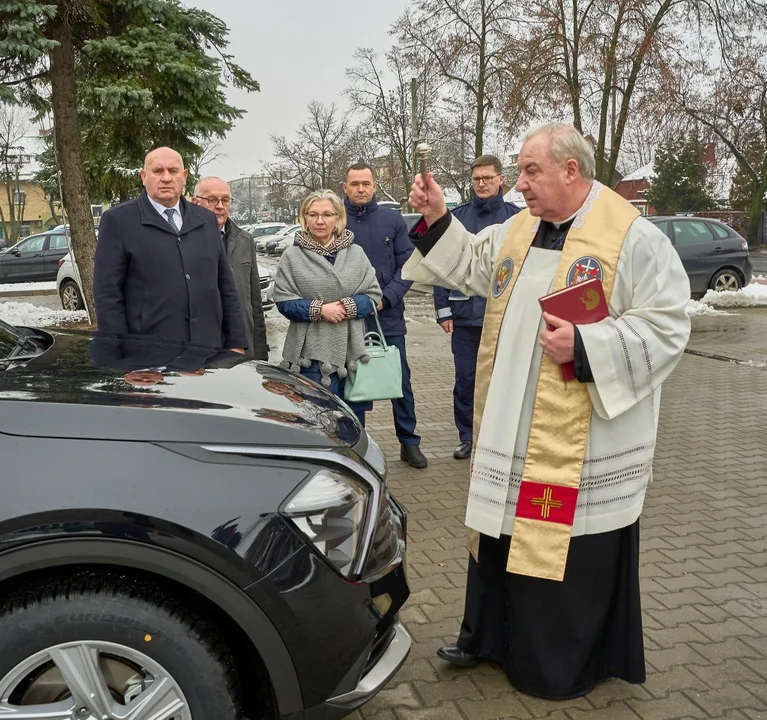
[
  {"left": 567, "top": 256, "right": 603, "bottom": 285},
  {"left": 492, "top": 257, "right": 514, "bottom": 297}
]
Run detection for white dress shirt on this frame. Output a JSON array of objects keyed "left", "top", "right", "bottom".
[{"left": 147, "top": 194, "right": 182, "bottom": 229}]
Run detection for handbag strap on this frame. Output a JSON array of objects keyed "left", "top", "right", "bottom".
[{"left": 369, "top": 305, "right": 388, "bottom": 349}]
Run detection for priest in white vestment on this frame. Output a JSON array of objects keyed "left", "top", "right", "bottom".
[{"left": 403, "top": 123, "right": 691, "bottom": 699}]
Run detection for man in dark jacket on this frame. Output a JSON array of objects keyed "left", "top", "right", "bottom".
[
  {"left": 192, "top": 176, "right": 269, "bottom": 360},
  {"left": 94, "top": 147, "right": 247, "bottom": 352},
  {"left": 343, "top": 162, "right": 428, "bottom": 469},
  {"left": 434, "top": 155, "right": 520, "bottom": 460}
]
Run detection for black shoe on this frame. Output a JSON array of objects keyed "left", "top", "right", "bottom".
[
  {"left": 400, "top": 444, "right": 428, "bottom": 469},
  {"left": 453, "top": 440, "right": 472, "bottom": 460},
  {"left": 437, "top": 644, "right": 482, "bottom": 668}
]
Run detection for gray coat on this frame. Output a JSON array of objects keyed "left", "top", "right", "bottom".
[{"left": 223, "top": 219, "right": 268, "bottom": 360}]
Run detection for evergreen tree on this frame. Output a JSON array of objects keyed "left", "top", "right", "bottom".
[
  {"left": 644, "top": 134, "right": 717, "bottom": 215},
  {"left": 0, "top": 1, "right": 258, "bottom": 320}
]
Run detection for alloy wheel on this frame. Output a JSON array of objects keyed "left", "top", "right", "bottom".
[
  {"left": 61, "top": 285, "right": 81, "bottom": 311},
  {"left": 0, "top": 640, "right": 191, "bottom": 719},
  {"left": 713, "top": 272, "right": 740, "bottom": 292}
]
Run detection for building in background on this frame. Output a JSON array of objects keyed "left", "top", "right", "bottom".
[{"left": 0, "top": 131, "right": 59, "bottom": 243}]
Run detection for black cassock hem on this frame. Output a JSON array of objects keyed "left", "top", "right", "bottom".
[{"left": 456, "top": 521, "right": 646, "bottom": 700}]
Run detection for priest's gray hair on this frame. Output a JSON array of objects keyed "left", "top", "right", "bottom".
[
  {"left": 523, "top": 124, "right": 596, "bottom": 181},
  {"left": 299, "top": 189, "right": 347, "bottom": 236}
]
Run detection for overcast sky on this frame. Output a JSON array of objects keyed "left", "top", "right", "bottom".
[{"left": 189, "top": 0, "right": 412, "bottom": 182}]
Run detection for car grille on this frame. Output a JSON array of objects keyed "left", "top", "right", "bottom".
[
  {"left": 259, "top": 276, "right": 271, "bottom": 290},
  {"left": 362, "top": 624, "right": 396, "bottom": 677}
]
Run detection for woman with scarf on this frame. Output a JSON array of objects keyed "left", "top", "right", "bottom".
[{"left": 273, "top": 189, "right": 382, "bottom": 422}]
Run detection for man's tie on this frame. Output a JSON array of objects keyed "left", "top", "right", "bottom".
[{"left": 164, "top": 208, "right": 180, "bottom": 233}]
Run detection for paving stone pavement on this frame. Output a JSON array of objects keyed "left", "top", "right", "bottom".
[{"left": 343, "top": 295, "right": 767, "bottom": 720}]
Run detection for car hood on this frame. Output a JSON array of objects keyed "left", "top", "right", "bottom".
[{"left": 0, "top": 331, "right": 362, "bottom": 447}]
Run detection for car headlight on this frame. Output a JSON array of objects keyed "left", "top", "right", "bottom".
[
  {"left": 364, "top": 433, "right": 387, "bottom": 478},
  {"left": 282, "top": 468, "right": 369, "bottom": 578}
]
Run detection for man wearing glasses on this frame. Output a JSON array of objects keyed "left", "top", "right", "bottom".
[
  {"left": 192, "top": 177, "right": 268, "bottom": 361},
  {"left": 434, "top": 155, "right": 520, "bottom": 460}
]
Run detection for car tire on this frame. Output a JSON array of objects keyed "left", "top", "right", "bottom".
[
  {"left": 0, "top": 571, "right": 240, "bottom": 719},
  {"left": 709, "top": 268, "right": 742, "bottom": 292},
  {"left": 60, "top": 279, "right": 85, "bottom": 311}
]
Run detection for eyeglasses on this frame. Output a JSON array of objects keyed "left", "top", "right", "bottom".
[
  {"left": 306, "top": 212, "right": 338, "bottom": 220},
  {"left": 471, "top": 174, "right": 500, "bottom": 185},
  {"left": 195, "top": 196, "right": 231, "bottom": 207}
]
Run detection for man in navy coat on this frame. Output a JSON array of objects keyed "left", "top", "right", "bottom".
[
  {"left": 94, "top": 147, "right": 247, "bottom": 353},
  {"left": 343, "top": 162, "right": 428, "bottom": 469},
  {"left": 434, "top": 155, "right": 520, "bottom": 460}
]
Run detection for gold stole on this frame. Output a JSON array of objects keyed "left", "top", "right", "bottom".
[{"left": 470, "top": 185, "right": 639, "bottom": 581}]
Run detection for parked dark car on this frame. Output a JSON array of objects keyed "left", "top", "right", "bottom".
[
  {"left": 648, "top": 216, "right": 752, "bottom": 295},
  {"left": 0, "top": 231, "right": 69, "bottom": 283},
  {"left": 402, "top": 213, "right": 421, "bottom": 231},
  {"left": 0, "top": 321, "right": 410, "bottom": 720},
  {"left": 0, "top": 237, "right": 7, "bottom": 252}
]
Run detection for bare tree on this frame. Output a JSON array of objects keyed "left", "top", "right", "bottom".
[
  {"left": 504, "top": 0, "right": 763, "bottom": 187},
  {"left": 0, "top": 104, "right": 31, "bottom": 245},
  {"left": 345, "top": 46, "right": 439, "bottom": 197},
  {"left": 270, "top": 102, "right": 351, "bottom": 192},
  {"left": 393, "top": 0, "right": 519, "bottom": 159},
  {"left": 189, "top": 140, "right": 226, "bottom": 180},
  {"left": 426, "top": 97, "right": 476, "bottom": 202},
  {"left": 667, "top": 34, "right": 767, "bottom": 243}
]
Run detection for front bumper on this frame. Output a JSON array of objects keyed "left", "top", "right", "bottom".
[
  {"left": 260, "top": 277, "right": 275, "bottom": 310},
  {"left": 291, "top": 619, "right": 412, "bottom": 720},
  {"left": 328, "top": 618, "right": 411, "bottom": 708}
]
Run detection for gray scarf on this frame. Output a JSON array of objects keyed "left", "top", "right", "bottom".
[{"left": 273, "top": 234, "right": 382, "bottom": 386}]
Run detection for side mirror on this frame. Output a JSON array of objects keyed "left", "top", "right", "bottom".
[{"left": 11, "top": 248, "right": 21, "bottom": 256}]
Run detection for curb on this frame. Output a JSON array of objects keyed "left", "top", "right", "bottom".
[{"left": 0, "top": 289, "right": 58, "bottom": 298}]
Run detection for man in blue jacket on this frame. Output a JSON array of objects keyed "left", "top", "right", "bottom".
[
  {"left": 343, "top": 163, "right": 428, "bottom": 469},
  {"left": 434, "top": 155, "right": 520, "bottom": 460}
]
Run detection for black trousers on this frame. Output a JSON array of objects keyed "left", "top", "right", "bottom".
[{"left": 457, "top": 523, "right": 646, "bottom": 699}]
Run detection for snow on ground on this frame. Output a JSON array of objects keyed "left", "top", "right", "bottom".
[
  {"left": 0, "top": 281, "right": 57, "bottom": 293},
  {"left": 686, "top": 299, "right": 728, "bottom": 317},
  {"left": 0, "top": 301, "right": 86, "bottom": 327},
  {"left": 701, "top": 282, "right": 767, "bottom": 308}
]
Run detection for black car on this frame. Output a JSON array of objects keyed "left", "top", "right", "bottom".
[
  {"left": 0, "top": 321, "right": 410, "bottom": 720},
  {"left": 0, "top": 231, "right": 70, "bottom": 283},
  {"left": 648, "top": 216, "right": 753, "bottom": 295}
]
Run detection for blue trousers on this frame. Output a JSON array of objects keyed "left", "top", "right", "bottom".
[
  {"left": 300, "top": 362, "right": 371, "bottom": 426},
  {"left": 354, "top": 334, "right": 420, "bottom": 446},
  {"left": 451, "top": 325, "right": 482, "bottom": 442}
]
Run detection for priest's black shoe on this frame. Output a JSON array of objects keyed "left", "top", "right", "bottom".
[
  {"left": 400, "top": 444, "right": 428, "bottom": 469},
  {"left": 453, "top": 440, "right": 472, "bottom": 460},
  {"left": 437, "top": 644, "right": 482, "bottom": 668}
]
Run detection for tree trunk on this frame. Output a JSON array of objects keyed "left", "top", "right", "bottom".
[
  {"left": 747, "top": 181, "right": 767, "bottom": 247},
  {"left": 47, "top": 198, "right": 61, "bottom": 226},
  {"left": 49, "top": 12, "right": 96, "bottom": 323}
]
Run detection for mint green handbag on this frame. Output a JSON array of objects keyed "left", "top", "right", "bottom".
[{"left": 344, "top": 307, "right": 403, "bottom": 403}]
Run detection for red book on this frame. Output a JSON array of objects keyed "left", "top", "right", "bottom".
[{"left": 538, "top": 278, "right": 609, "bottom": 381}]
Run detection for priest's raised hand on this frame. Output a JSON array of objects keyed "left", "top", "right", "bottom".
[
  {"left": 409, "top": 172, "right": 448, "bottom": 227},
  {"left": 539, "top": 312, "right": 575, "bottom": 364}
]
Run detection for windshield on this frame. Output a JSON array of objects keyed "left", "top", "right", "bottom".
[{"left": 0, "top": 318, "right": 21, "bottom": 359}]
